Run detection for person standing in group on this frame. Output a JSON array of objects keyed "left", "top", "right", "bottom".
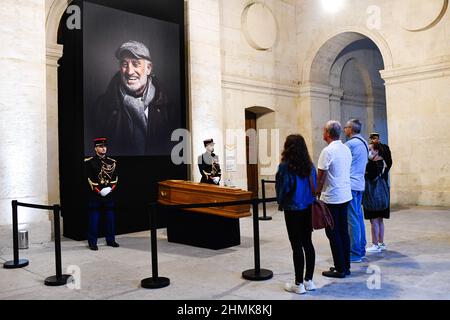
[
  {"left": 316, "top": 121, "right": 353, "bottom": 278},
  {"left": 369, "top": 132, "right": 392, "bottom": 232},
  {"left": 363, "top": 142, "right": 390, "bottom": 253},
  {"left": 276, "top": 134, "right": 317, "bottom": 294},
  {"left": 344, "top": 119, "right": 369, "bottom": 263},
  {"left": 84, "top": 138, "right": 120, "bottom": 251},
  {"left": 369, "top": 133, "right": 392, "bottom": 179}
]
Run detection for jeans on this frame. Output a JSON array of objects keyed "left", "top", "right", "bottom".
[
  {"left": 284, "top": 207, "right": 315, "bottom": 283},
  {"left": 348, "top": 190, "right": 367, "bottom": 260},
  {"left": 325, "top": 202, "right": 351, "bottom": 273},
  {"left": 88, "top": 198, "right": 116, "bottom": 246}
]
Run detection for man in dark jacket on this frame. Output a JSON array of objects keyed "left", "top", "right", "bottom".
[
  {"left": 198, "top": 138, "right": 221, "bottom": 185},
  {"left": 92, "top": 41, "right": 175, "bottom": 156},
  {"left": 85, "top": 138, "right": 119, "bottom": 251}
]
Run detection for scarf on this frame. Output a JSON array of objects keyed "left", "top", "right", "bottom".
[{"left": 120, "top": 78, "right": 156, "bottom": 154}]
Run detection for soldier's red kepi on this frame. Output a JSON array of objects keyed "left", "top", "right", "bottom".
[{"left": 93, "top": 137, "right": 108, "bottom": 147}]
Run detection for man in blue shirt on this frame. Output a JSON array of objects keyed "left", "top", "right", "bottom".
[{"left": 344, "top": 119, "right": 369, "bottom": 262}]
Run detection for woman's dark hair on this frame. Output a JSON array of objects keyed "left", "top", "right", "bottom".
[{"left": 281, "top": 134, "right": 313, "bottom": 178}]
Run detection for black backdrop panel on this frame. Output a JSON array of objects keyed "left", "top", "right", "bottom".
[{"left": 58, "top": 0, "right": 187, "bottom": 240}]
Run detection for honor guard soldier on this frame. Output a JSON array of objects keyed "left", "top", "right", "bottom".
[
  {"left": 198, "top": 138, "right": 222, "bottom": 185},
  {"left": 84, "top": 138, "right": 120, "bottom": 250}
]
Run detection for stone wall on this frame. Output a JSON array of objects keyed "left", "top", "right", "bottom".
[
  {"left": 0, "top": 1, "right": 50, "bottom": 232},
  {"left": 1, "top": 0, "right": 449, "bottom": 239}
]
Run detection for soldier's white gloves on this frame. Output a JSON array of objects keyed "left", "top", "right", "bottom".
[
  {"left": 100, "top": 187, "right": 112, "bottom": 197},
  {"left": 212, "top": 177, "right": 220, "bottom": 184}
]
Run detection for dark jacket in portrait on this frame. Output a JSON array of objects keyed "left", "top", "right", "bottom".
[
  {"left": 198, "top": 152, "right": 221, "bottom": 185},
  {"left": 92, "top": 73, "right": 175, "bottom": 156}
]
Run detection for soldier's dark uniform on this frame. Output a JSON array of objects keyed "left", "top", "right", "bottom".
[
  {"left": 198, "top": 139, "right": 221, "bottom": 185},
  {"left": 85, "top": 138, "right": 119, "bottom": 250}
]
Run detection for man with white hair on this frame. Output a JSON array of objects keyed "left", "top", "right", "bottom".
[
  {"left": 316, "top": 120, "right": 353, "bottom": 278},
  {"left": 93, "top": 40, "right": 173, "bottom": 155}
]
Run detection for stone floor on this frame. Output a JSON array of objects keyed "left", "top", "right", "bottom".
[{"left": 1, "top": 204, "right": 450, "bottom": 300}]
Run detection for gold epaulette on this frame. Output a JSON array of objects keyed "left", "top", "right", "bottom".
[
  {"left": 107, "top": 157, "right": 117, "bottom": 162},
  {"left": 84, "top": 157, "right": 93, "bottom": 162}
]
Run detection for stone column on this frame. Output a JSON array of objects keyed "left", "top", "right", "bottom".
[
  {"left": 46, "top": 43, "right": 63, "bottom": 204},
  {"left": 299, "top": 83, "right": 333, "bottom": 163},
  {"left": 381, "top": 61, "right": 450, "bottom": 206},
  {"left": 186, "top": 0, "right": 224, "bottom": 182},
  {"left": 330, "top": 87, "right": 344, "bottom": 123}
]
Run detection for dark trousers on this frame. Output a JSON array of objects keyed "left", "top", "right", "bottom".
[
  {"left": 88, "top": 198, "right": 116, "bottom": 246},
  {"left": 284, "top": 207, "right": 315, "bottom": 283},
  {"left": 325, "top": 202, "right": 351, "bottom": 273}
]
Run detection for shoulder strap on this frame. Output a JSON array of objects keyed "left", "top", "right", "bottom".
[{"left": 350, "top": 136, "right": 369, "bottom": 156}]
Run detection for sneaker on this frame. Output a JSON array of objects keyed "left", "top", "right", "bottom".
[
  {"left": 378, "top": 243, "right": 387, "bottom": 251},
  {"left": 304, "top": 280, "right": 316, "bottom": 291},
  {"left": 350, "top": 257, "right": 362, "bottom": 263},
  {"left": 284, "top": 282, "right": 306, "bottom": 294},
  {"left": 366, "top": 244, "right": 382, "bottom": 253},
  {"left": 89, "top": 245, "right": 98, "bottom": 251}
]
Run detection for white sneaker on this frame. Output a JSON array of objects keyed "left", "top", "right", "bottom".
[
  {"left": 284, "top": 282, "right": 306, "bottom": 294},
  {"left": 304, "top": 280, "right": 316, "bottom": 291},
  {"left": 366, "top": 244, "right": 382, "bottom": 253},
  {"left": 378, "top": 243, "right": 387, "bottom": 251}
]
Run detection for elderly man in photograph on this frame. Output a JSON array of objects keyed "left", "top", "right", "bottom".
[{"left": 93, "top": 40, "right": 172, "bottom": 155}]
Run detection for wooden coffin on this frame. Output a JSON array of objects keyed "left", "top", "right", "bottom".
[{"left": 158, "top": 180, "right": 252, "bottom": 218}]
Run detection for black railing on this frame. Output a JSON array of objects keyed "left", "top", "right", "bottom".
[
  {"left": 150, "top": 197, "right": 277, "bottom": 284},
  {"left": 3, "top": 200, "right": 71, "bottom": 286},
  {"left": 260, "top": 179, "right": 276, "bottom": 220},
  {"left": 4, "top": 195, "right": 278, "bottom": 289}
]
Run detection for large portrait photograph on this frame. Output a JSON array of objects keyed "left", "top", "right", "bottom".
[{"left": 83, "top": 2, "right": 181, "bottom": 156}]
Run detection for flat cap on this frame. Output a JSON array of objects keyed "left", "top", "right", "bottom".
[
  {"left": 369, "top": 132, "right": 380, "bottom": 138},
  {"left": 115, "top": 40, "right": 151, "bottom": 61}
]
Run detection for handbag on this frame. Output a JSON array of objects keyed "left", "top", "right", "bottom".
[
  {"left": 363, "top": 175, "right": 389, "bottom": 211},
  {"left": 309, "top": 175, "right": 334, "bottom": 230}
]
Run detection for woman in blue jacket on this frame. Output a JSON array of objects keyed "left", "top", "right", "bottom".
[{"left": 276, "top": 134, "right": 317, "bottom": 294}]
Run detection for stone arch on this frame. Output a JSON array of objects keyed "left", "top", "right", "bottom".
[
  {"left": 300, "top": 29, "right": 391, "bottom": 161},
  {"left": 46, "top": 0, "right": 73, "bottom": 45},
  {"left": 302, "top": 26, "right": 393, "bottom": 84}
]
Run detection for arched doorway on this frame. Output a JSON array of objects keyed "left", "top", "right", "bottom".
[{"left": 302, "top": 31, "right": 392, "bottom": 162}]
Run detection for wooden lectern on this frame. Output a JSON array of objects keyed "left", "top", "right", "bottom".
[{"left": 158, "top": 180, "right": 252, "bottom": 249}]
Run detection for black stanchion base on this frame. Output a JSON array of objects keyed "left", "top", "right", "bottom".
[
  {"left": 141, "top": 277, "right": 170, "bottom": 289},
  {"left": 258, "top": 216, "right": 272, "bottom": 221},
  {"left": 242, "top": 269, "right": 273, "bottom": 281},
  {"left": 44, "top": 274, "right": 72, "bottom": 286},
  {"left": 3, "top": 259, "right": 29, "bottom": 269}
]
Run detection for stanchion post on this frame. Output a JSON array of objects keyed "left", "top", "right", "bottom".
[
  {"left": 141, "top": 203, "right": 170, "bottom": 289},
  {"left": 242, "top": 199, "right": 273, "bottom": 281},
  {"left": 44, "top": 205, "right": 71, "bottom": 286},
  {"left": 259, "top": 179, "right": 272, "bottom": 221},
  {"left": 3, "top": 200, "right": 29, "bottom": 269}
]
